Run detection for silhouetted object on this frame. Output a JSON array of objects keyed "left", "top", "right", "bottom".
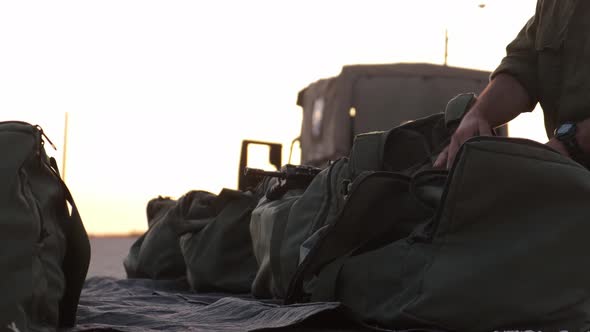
[
  {"left": 180, "top": 188, "right": 261, "bottom": 293},
  {"left": 0, "top": 121, "right": 90, "bottom": 330},
  {"left": 297, "top": 63, "right": 508, "bottom": 167},
  {"left": 125, "top": 188, "right": 264, "bottom": 294},
  {"left": 238, "top": 140, "right": 282, "bottom": 191},
  {"left": 124, "top": 193, "right": 205, "bottom": 280},
  {"left": 244, "top": 164, "right": 321, "bottom": 200}
]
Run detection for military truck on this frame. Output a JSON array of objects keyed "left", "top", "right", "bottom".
[{"left": 239, "top": 62, "right": 503, "bottom": 189}]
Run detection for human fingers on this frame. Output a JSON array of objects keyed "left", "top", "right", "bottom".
[
  {"left": 478, "top": 122, "right": 494, "bottom": 136},
  {"left": 433, "top": 146, "right": 449, "bottom": 168},
  {"left": 446, "top": 136, "right": 461, "bottom": 169}
]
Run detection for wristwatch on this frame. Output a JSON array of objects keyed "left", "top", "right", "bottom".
[{"left": 554, "top": 122, "right": 586, "bottom": 164}]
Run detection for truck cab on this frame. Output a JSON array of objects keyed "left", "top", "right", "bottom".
[{"left": 239, "top": 62, "right": 504, "bottom": 189}]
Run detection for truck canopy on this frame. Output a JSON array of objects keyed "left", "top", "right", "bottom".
[{"left": 297, "top": 62, "right": 493, "bottom": 167}]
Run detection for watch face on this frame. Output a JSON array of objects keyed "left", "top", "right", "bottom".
[{"left": 556, "top": 123, "right": 575, "bottom": 136}]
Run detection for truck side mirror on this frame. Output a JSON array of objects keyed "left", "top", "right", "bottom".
[{"left": 238, "top": 140, "right": 282, "bottom": 191}]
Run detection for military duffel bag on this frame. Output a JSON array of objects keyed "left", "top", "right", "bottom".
[
  {"left": 285, "top": 109, "right": 455, "bottom": 303},
  {"left": 178, "top": 188, "right": 262, "bottom": 293},
  {"left": 124, "top": 191, "right": 217, "bottom": 280},
  {"left": 125, "top": 183, "right": 264, "bottom": 293},
  {"left": 250, "top": 94, "right": 472, "bottom": 301},
  {"left": 0, "top": 121, "right": 90, "bottom": 331},
  {"left": 302, "top": 136, "right": 590, "bottom": 331},
  {"left": 249, "top": 167, "right": 319, "bottom": 299}
]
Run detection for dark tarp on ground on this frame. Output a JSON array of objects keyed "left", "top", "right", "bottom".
[
  {"left": 67, "top": 277, "right": 381, "bottom": 332},
  {"left": 297, "top": 63, "right": 492, "bottom": 167}
]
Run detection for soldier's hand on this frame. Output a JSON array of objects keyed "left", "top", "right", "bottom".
[
  {"left": 433, "top": 109, "right": 494, "bottom": 169},
  {"left": 545, "top": 138, "right": 571, "bottom": 158}
]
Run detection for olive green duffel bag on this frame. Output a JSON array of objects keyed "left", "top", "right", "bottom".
[
  {"left": 250, "top": 111, "right": 457, "bottom": 300},
  {"left": 179, "top": 188, "right": 261, "bottom": 293},
  {"left": 250, "top": 94, "right": 477, "bottom": 301},
  {"left": 125, "top": 185, "right": 264, "bottom": 294},
  {"left": 305, "top": 136, "right": 590, "bottom": 331},
  {"left": 124, "top": 191, "right": 217, "bottom": 280},
  {"left": 0, "top": 121, "right": 90, "bottom": 331}
]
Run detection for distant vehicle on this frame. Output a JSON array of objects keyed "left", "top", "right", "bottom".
[{"left": 239, "top": 62, "right": 504, "bottom": 189}]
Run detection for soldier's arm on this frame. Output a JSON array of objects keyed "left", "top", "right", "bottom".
[
  {"left": 435, "top": 13, "right": 539, "bottom": 168},
  {"left": 470, "top": 73, "right": 535, "bottom": 128}
]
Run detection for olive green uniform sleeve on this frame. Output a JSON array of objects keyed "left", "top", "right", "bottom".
[{"left": 490, "top": 15, "right": 539, "bottom": 106}]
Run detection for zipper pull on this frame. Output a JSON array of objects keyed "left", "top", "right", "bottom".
[{"left": 35, "top": 125, "right": 57, "bottom": 151}]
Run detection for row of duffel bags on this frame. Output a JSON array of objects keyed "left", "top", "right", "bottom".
[
  {"left": 123, "top": 97, "right": 463, "bottom": 297},
  {"left": 124, "top": 177, "right": 291, "bottom": 295}
]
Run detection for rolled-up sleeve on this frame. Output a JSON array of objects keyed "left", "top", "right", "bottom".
[{"left": 491, "top": 15, "right": 539, "bottom": 105}]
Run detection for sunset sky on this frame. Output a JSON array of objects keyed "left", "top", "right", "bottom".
[{"left": 0, "top": 0, "right": 544, "bottom": 235}]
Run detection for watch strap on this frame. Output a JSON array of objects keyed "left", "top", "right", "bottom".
[{"left": 556, "top": 123, "right": 587, "bottom": 167}]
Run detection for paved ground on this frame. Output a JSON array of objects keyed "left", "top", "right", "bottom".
[{"left": 86, "top": 236, "right": 139, "bottom": 279}]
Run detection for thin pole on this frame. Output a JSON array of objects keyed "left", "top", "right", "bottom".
[
  {"left": 62, "top": 112, "right": 69, "bottom": 181},
  {"left": 444, "top": 28, "right": 449, "bottom": 66},
  {"left": 444, "top": 3, "right": 486, "bottom": 66}
]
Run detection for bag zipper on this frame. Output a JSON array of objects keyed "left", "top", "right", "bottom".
[
  {"left": 1, "top": 121, "right": 62, "bottom": 230},
  {"left": 36, "top": 125, "right": 57, "bottom": 151},
  {"left": 0, "top": 121, "right": 57, "bottom": 155}
]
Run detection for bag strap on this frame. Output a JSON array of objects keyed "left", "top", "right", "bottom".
[
  {"left": 348, "top": 131, "right": 387, "bottom": 176},
  {"left": 59, "top": 186, "right": 91, "bottom": 327},
  {"left": 49, "top": 157, "right": 91, "bottom": 327}
]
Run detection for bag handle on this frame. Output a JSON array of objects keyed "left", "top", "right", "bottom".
[
  {"left": 444, "top": 93, "right": 477, "bottom": 129},
  {"left": 49, "top": 157, "right": 91, "bottom": 327},
  {"left": 348, "top": 93, "right": 476, "bottom": 177},
  {"left": 348, "top": 131, "right": 387, "bottom": 177}
]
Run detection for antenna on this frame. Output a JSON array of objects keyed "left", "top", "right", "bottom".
[
  {"left": 62, "top": 112, "right": 69, "bottom": 181},
  {"left": 444, "top": 28, "right": 449, "bottom": 66}
]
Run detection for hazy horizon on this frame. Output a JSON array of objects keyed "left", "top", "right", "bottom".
[{"left": 1, "top": 0, "right": 544, "bottom": 236}]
